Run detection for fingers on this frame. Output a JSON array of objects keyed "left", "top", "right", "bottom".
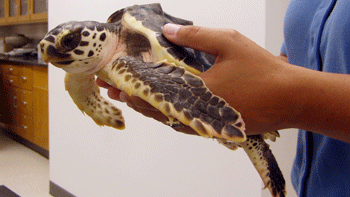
[
  {"left": 131, "top": 104, "right": 168, "bottom": 122},
  {"left": 133, "top": 105, "right": 199, "bottom": 136},
  {"left": 96, "top": 78, "right": 111, "bottom": 88},
  {"left": 120, "top": 92, "right": 158, "bottom": 111},
  {"left": 163, "top": 24, "right": 237, "bottom": 57},
  {"left": 128, "top": 96, "right": 158, "bottom": 111},
  {"left": 107, "top": 86, "right": 122, "bottom": 100},
  {"left": 96, "top": 78, "right": 123, "bottom": 101}
]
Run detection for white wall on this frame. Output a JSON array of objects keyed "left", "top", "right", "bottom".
[{"left": 49, "top": 1, "right": 294, "bottom": 197}]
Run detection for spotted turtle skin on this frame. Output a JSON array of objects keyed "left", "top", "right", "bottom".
[{"left": 39, "top": 3, "right": 285, "bottom": 197}]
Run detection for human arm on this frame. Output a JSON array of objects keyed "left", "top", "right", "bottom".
[
  {"left": 277, "top": 52, "right": 288, "bottom": 63},
  {"left": 97, "top": 24, "right": 350, "bottom": 143}
]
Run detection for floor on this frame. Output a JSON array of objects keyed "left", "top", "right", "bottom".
[{"left": 0, "top": 131, "right": 51, "bottom": 197}]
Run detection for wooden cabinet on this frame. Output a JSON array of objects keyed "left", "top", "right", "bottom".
[
  {"left": 0, "top": 0, "right": 47, "bottom": 25},
  {"left": 0, "top": 64, "right": 48, "bottom": 150},
  {"left": 7, "top": 0, "right": 19, "bottom": 23},
  {"left": 31, "top": 0, "right": 47, "bottom": 21},
  {"left": 0, "top": 0, "right": 7, "bottom": 24}
]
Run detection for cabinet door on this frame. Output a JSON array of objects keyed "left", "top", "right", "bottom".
[
  {"left": 17, "top": 88, "right": 33, "bottom": 115},
  {"left": 12, "top": 110, "right": 34, "bottom": 141},
  {"left": 18, "top": 0, "right": 30, "bottom": 21},
  {"left": 18, "top": 65, "right": 33, "bottom": 90},
  {"left": 0, "top": 73, "right": 11, "bottom": 124},
  {"left": 20, "top": 0, "right": 27, "bottom": 15},
  {"left": 0, "top": 0, "right": 7, "bottom": 24},
  {"left": 6, "top": 0, "right": 18, "bottom": 23},
  {"left": 33, "top": 87, "right": 48, "bottom": 150},
  {"left": 9, "top": 0, "right": 16, "bottom": 17},
  {"left": 0, "top": 0, "right": 47, "bottom": 25},
  {"left": 32, "top": 66, "right": 48, "bottom": 150},
  {"left": 29, "top": 0, "right": 47, "bottom": 21}
]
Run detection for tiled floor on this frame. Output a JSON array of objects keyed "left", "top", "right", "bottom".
[{"left": 0, "top": 131, "right": 51, "bottom": 197}]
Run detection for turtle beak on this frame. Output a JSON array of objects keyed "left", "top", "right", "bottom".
[
  {"left": 40, "top": 49, "right": 50, "bottom": 63},
  {"left": 39, "top": 38, "right": 72, "bottom": 65},
  {"left": 39, "top": 40, "right": 50, "bottom": 63}
]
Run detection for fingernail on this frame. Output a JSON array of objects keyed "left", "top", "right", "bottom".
[
  {"left": 126, "top": 102, "right": 134, "bottom": 109},
  {"left": 119, "top": 92, "right": 127, "bottom": 102},
  {"left": 163, "top": 23, "right": 182, "bottom": 36}
]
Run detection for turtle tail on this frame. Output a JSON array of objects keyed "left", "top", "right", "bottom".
[{"left": 241, "top": 135, "right": 286, "bottom": 197}]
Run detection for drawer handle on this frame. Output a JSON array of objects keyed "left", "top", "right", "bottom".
[
  {"left": 21, "top": 76, "right": 27, "bottom": 81},
  {"left": 8, "top": 68, "right": 13, "bottom": 72},
  {"left": 8, "top": 79, "right": 13, "bottom": 83},
  {"left": 21, "top": 125, "right": 28, "bottom": 129},
  {"left": 22, "top": 101, "right": 27, "bottom": 105}
]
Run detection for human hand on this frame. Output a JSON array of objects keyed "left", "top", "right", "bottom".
[
  {"left": 97, "top": 24, "right": 291, "bottom": 136},
  {"left": 163, "top": 24, "right": 294, "bottom": 135}
]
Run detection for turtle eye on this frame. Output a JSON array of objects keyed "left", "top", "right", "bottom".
[{"left": 61, "top": 33, "right": 81, "bottom": 51}]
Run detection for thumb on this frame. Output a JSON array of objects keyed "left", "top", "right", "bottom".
[{"left": 162, "top": 24, "right": 232, "bottom": 57}]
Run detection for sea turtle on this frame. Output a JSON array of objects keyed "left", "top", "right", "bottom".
[{"left": 39, "top": 3, "right": 286, "bottom": 197}]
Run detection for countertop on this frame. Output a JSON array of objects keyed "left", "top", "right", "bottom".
[{"left": 0, "top": 54, "right": 48, "bottom": 67}]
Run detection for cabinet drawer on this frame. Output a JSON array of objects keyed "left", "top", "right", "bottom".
[
  {"left": 8, "top": 87, "right": 33, "bottom": 115},
  {"left": 18, "top": 66, "right": 33, "bottom": 81},
  {"left": 10, "top": 111, "right": 34, "bottom": 139},
  {"left": 5, "top": 85, "right": 18, "bottom": 105},
  {"left": 1, "top": 65, "right": 33, "bottom": 90},
  {"left": 18, "top": 67, "right": 33, "bottom": 90},
  {"left": 1, "top": 65, "right": 22, "bottom": 75},
  {"left": 3, "top": 71, "right": 33, "bottom": 90},
  {"left": 18, "top": 88, "right": 33, "bottom": 115},
  {"left": 5, "top": 74, "right": 21, "bottom": 88},
  {"left": 18, "top": 113, "right": 34, "bottom": 133}
]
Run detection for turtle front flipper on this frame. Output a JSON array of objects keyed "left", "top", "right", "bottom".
[
  {"left": 242, "top": 135, "right": 286, "bottom": 197},
  {"left": 98, "top": 57, "right": 246, "bottom": 142},
  {"left": 64, "top": 72, "right": 125, "bottom": 129}
]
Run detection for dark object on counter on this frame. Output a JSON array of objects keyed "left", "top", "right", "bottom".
[
  {"left": 0, "top": 54, "right": 47, "bottom": 67},
  {"left": 4, "top": 48, "right": 37, "bottom": 57},
  {"left": 4, "top": 34, "right": 29, "bottom": 48}
]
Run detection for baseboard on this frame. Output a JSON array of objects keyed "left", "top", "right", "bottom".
[
  {"left": 0, "top": 185, "right": 20, "bottom": 197},
  {"left": 0, "top": 129, "right": 49, "bottom": 159},
  {"left": 50, "top": 181, "right": 76, "bottom": 197}
]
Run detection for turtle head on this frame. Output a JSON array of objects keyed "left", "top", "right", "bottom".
[{"left": 40, "top": 21, "right": 118, "bottom": 73}]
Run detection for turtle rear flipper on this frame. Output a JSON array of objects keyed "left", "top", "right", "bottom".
[
  {"left": 65, "top": 73, "right": 125, "bottom": 129},
  {"left": 242, "top": 135, "right": 286, "bottom": 197},
  {"left": 100, "top": 57, "right": 246, "bottom": 142}
]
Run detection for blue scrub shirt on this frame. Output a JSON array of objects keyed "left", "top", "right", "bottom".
[{"left": 281, "top": 0, "right": 350, "bottom": 196}]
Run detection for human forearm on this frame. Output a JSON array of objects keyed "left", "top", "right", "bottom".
[
  {"left": 281, "top": 64, "right": 350, "bottom": 143},
  {"left": 274, "top": 52, "right": 350, "bottom": 142},
  {"left": 277, "top": 53, "right": 288, "bottom": 63}
]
